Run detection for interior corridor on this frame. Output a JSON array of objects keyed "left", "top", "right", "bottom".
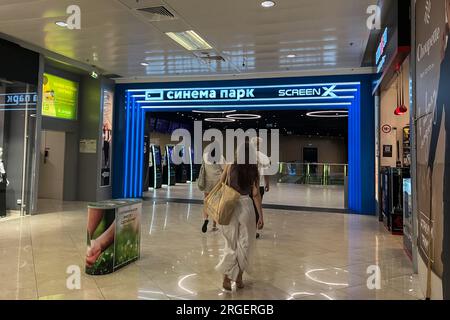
[{"left": 0, "top": 199, "right": 420, "bottom": 300}]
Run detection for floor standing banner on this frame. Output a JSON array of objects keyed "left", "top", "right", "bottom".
[{"left": 415, "top": 0, "right": 450, "bottom": 299}]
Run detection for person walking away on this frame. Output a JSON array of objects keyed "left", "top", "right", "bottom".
[
  {"left": 251, "top": 137, "right": 271, "bottom": 239},
  {"left": 216, "top": 142, "right": 264, "bottom": 290}
]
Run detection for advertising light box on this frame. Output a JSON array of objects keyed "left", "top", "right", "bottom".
[{"left": 42, "top": 73, "right": 78, "bottom": 120}]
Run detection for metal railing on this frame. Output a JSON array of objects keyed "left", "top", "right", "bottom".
[{"left": 277, "top": 162, "right": 348, "bottom": 186}]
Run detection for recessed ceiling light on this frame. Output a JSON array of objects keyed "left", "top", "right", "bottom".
[
  {"left": 165, "top": 30, "right": 212, "bottom": 51},
  {"left": 306, "top": 110, "right": 348, "bottom": 118},
  {"left": 261, "top": 1, "right": 275, "bottom": 8},
  {"left": 204, "top": 118, "right": 236, "bottom": 123},
  {"left": 55, "top": 21, "right": 68, "bottom": 28},
  {"left": 287, "top": 54, "right": 296, "bottom": 58},
  {"left": 141, "top": 62, "right": 149, "bottom": 66},
  {"left": 226, "top": 114, "right": 262, "bottom": 120}
]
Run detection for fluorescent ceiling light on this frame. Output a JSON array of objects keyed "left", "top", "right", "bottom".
[
  {"left": 226, "top": 114, "right": 261, "bottom": 120},
  {"left": 141, "top": 62, "right": 149, "bottom": 66},
  {"left": 55, "top": 21, "right": 68, "bottom": 28},
  {"left": 287, "top": 54, "right": 296, "bottom": 58},
  {"left": 261, "top": 1, "right": 275, "bottom": 8},
  {"left": 165, "top": 30, "right": 212, "bottom": 51}
]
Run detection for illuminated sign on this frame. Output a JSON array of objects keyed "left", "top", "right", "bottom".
[
  {"left": 0, "top": 93, "right": 37, "bottom": 105},
  {"left": 133, "top": 83, "right": 357, "bottom": 107},
  {"left": 376, "top": 28, "right": 388, "bottom": 65},
  {"left": 42, "top": 73, "right": 79, "bottom": 120},
  {"left": 0, "top": 93, "right": 37, "bottom": 111},
  {"left": 377, "top": 55, "right": 387, "bottom": 73}
]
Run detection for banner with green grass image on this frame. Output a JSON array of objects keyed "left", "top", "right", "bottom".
[{"left": 85, "top": 200, "right": 141, "bottom": 275}]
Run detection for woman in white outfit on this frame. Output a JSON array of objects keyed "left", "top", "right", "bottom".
[{"left": 216, "top": 142, "right": 264, "bottom": 290}]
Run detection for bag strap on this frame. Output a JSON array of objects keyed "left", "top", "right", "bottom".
[{"left": 223, "top": 164, "right": 231, "bottom": 186}]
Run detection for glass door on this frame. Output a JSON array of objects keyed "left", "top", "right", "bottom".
[{"left": 0, "top": 79, "right": 37, "bottom": 217}]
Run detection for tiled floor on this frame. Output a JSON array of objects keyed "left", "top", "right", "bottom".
[
  {"left": 146, "top": 183, "right": 345, "bottom": 209},
  {"left": 0, "top": 199, "right": 422, "bottom": 300}
]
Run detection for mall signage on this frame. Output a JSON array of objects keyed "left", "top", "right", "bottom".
[
  {"left": 372, "top": 0, "right": 411, "bottom": 93},
  {"left": 138, "top": 83, "right": 354, "bottom": 105},
  {"left": 144, "top": 87, "right": 337, "bottom": 102},
  {"left": 376, "top": 28, "right": 389, "bottom": 73},
  {"left": 0, "top": 92, "right": 37, "bottom": 107}
]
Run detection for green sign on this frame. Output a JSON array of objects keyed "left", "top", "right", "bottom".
[{"left": 42, "top": 73, "right": 78, "bottom": 120}]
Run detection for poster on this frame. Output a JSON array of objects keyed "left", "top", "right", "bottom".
[
  {"left": 42, "top": 73, "right": 78, "bottom": 120},
  {"left": 114, "top": 203, "right": 141, "bottom": 269},
  {"left": 415, "top": 0, "right": 449, "bottom": 297},
  {"left": 85, "top": 201, "right": 141, "bottom": 275},
  {"left": 79, "top": 139, "right": 97, "bottom": 154},
  {"left": 101, "top": 90, "right": 113, "bottom": 186}
]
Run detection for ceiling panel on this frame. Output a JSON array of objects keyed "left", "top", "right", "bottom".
[{"left": 0, "top": 0, "right": 377, "bottom": 79}]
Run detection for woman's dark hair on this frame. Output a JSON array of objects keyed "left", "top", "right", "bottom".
[{"left": 233, "top": 141, "right": 259, "bottom": 190}]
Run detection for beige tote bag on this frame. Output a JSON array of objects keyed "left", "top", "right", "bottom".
[{"left": 204, "top": 165, "right": 240, "bottom": 226}]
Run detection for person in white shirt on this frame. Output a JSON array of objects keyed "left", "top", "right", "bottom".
[{"left": 250, "top": 137, "right": 270, "bottom": 238}]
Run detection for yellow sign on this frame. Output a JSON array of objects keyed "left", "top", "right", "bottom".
[{"left": 42, "top": 73, "right": 78, "bottom": 120}]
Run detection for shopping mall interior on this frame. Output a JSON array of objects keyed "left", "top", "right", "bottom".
[{"left": 0, "top": 0, "right": 448, "bottom": 304}]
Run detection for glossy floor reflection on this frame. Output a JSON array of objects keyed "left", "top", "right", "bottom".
[
  {"left": 0, "top": 199, "right": 422, "bottom": 300},
  {"left": 146, "top": 183, "right": 345, "bottom": 209}
]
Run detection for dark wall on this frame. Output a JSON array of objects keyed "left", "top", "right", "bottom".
[
  {"left": 77, "top": 75, "right": 101, "bottom": 201},
  {"left": 0, "top": 39, "right": 39, "bottom": 84}
]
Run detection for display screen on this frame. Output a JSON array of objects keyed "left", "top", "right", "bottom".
[
  {"left": 42, "top": 73, "right": 78, "bottom": 120},
  {"left": 167, "top": 145, "right": 174, "bottom": 163},
  {"left": 153, "top": 146, "right": 161, "bottom": 166}
]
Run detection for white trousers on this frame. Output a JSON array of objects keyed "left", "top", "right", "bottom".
[{"left": 216, "top": 196, "right": 256, "bottom": 281}]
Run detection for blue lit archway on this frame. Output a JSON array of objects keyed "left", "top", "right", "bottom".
[{"left": 114, "top": 75, "right": 375, "bottom": 215}]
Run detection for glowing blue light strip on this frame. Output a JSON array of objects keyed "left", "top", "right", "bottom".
[
  {"left": 140, "top": 102, "right": 351, "bottom": 110},
  {"left": 131, "top": 96, "right": 356, "bottom": 104},
  {"left": 121, "top": 81, "right": 367, "bottom": 210},
  {"left": 124, "top": 92, "right": 131, "bottom": 197},
  {"left": 131, "top": 96, "right": 136, "bottom": 196},
  {"left": 126, "top": 82, "right": 361, "bottom": 92},
  {"left": 139, "top": 109, "right": 144, "bottom": 195}
]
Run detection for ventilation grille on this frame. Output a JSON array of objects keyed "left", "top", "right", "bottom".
[{"left": 136, "top": 6, "right": 176, "bottom": 21}]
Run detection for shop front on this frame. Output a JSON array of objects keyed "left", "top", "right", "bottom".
[
  {"left": 372, "top": 0, "right": 413, "bottom": 261},
  {"left": 0, "top": 39, "right": 39, "bottom": 217},
  {"left": 1, "top": 37, "right": 117, "bottom": 218}
]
